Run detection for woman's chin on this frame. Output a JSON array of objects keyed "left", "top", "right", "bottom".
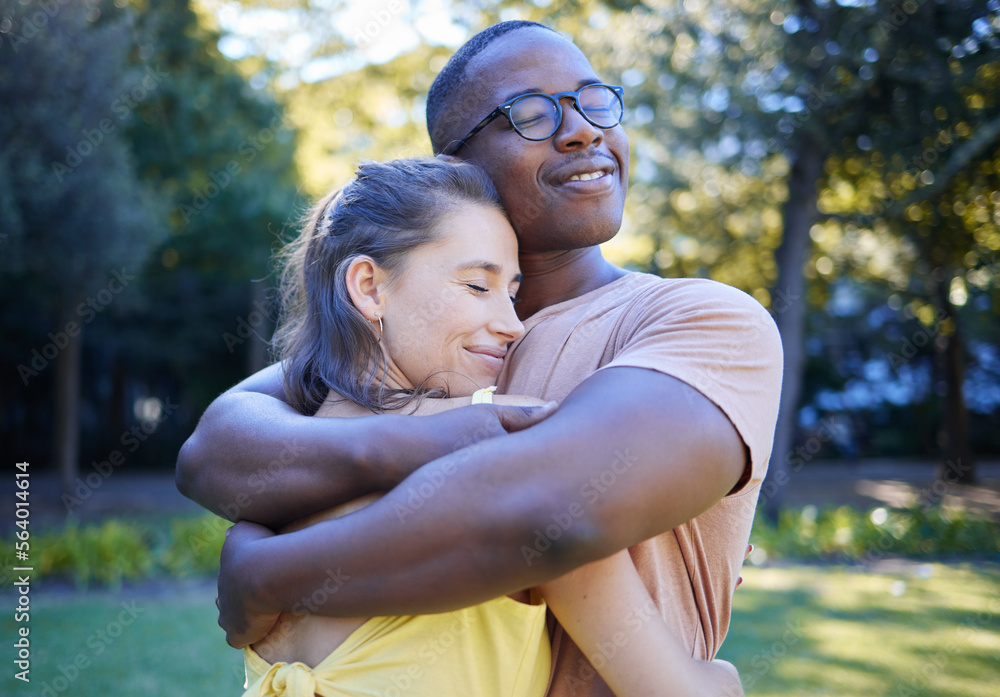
[{"left": 439, "top": 372, "right": 496, "bottom": 398}]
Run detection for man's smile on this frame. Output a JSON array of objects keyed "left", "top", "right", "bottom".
[
  {"left": 568, "top": 171, "right": 606, "bottom": 181},
  {"left": 546, "top": 155, "right": 619, "bottom": 194}
]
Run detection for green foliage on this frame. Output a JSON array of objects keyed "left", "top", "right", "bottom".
[
  {"left": 0, "top": 0, "right": 170, "bottom": 296},
  {"left": 751, "top": 504, "right": 1000, "bottom": 563},
  {"left": 34, "top": 519, "right": 156, "bottom": 588},
  {"left": 1, "top": 0, "right": 301, "bottom": 470},
  {"left": 4, "top": 514, "right": 231, "bottom": 587}
]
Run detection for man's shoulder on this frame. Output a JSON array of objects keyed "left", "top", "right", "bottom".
[{"left": 613, "top": 273, "right": 775, "bottom": 323}]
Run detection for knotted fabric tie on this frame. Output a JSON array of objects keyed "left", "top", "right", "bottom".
[{"left": 256, "top": 661, "right": 317, "bottom": 697}]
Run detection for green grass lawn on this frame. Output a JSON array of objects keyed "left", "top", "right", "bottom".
[
  {"left": 718, "top": 562, "right": 1000, "bottom": 697},
  {"left": 2, "top": 563, "right": 997, "bottom": 696},
  {"left": 2, "top": 580, "right": 244, "bottom": 696}
]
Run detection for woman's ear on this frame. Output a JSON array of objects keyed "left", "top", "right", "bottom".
[{"left": 345, "top": 256, "right": 387, "bottom": 320}]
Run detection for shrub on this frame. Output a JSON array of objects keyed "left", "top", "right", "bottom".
[
  {"left": 35, "top": 519, "right": 156, "bottom": 588},
  {"left": 5, "top": 513, "right": 231, "bottom": 587},
  {"left": 750, "top": 504, "right": 1000, "bottom": 564}
]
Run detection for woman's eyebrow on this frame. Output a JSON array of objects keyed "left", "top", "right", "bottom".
[
  {"left": 456, "top": 260, "right": 502, "bottom": 275},
  {"left": 455, "top": 260, "right": 522, "bottom": 284}
]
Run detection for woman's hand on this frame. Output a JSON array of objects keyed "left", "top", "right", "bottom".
[
  {"left": 216, "top": 520, "right": 281, "bottom": 649},
  {"left": 706, "top": 659, "right": 744, "bottom": 695},
  {"left": 538, "top": 549, "right": 746, "bottom": 697}
]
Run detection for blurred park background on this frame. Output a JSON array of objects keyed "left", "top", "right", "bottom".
[{"left": 1, "top": 0, "right": 999, "bottom": 695}]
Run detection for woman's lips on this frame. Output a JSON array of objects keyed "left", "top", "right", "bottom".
[{"left": 465, "top": 347, "right": 506, "bottom": 375}]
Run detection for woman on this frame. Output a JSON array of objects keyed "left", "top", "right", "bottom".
[{"left": 241, "top": 157, "right": 740, "bottom": 697}]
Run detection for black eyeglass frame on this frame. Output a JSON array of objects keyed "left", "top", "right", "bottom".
[{"left": 441, "top": 83, "right": 625, "bottom": 156}]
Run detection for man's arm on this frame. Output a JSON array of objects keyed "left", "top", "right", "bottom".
[
  {"left": 176, "top": 362, "right": 555, "bottom": 528},
  {"left": 219, "top": 366, "right": 746, "bottom": 645}
]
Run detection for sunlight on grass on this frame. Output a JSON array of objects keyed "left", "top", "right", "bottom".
[{"left": 720, "top": 563, "right": 1000, "bottom": 697}]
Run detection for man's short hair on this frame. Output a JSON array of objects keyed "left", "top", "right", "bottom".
[{"left": 426, "top": 20, "right": 555, "bottom": 154}]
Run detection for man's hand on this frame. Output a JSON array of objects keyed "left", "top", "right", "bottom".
[{"left": 217, "top": 521, "right": 281, "bottom": 648}]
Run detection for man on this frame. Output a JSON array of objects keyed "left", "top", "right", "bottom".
[{"left": 177, "top": 20, "right": 782, "bottom": 696}]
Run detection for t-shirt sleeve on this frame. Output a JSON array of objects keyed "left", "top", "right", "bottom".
[{"left": 597, "top": 278, "right": 783, "bottom": 490}]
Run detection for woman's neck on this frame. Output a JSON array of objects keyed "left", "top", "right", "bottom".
[{"left": 514, "top": 246, "right": 627, "bottom": 319}]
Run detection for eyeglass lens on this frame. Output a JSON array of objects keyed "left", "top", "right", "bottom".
[{"left": 510, "top": 85, "right": 622, "bottom": 140}]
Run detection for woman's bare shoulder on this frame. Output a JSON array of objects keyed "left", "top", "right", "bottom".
[{"left": 314, "top": 391, "right": 371, "bottom": 418}]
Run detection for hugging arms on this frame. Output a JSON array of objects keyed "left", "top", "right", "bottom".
[{"left": 184, "top": 361, "right": 748, "bottom": 616}]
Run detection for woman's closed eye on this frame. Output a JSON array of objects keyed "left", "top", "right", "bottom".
[{"left": 465, "top": 282, "right": 520, "bottom": 304}]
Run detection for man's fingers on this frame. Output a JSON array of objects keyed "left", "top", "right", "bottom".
[
  {"left": 494, "top": 402, "right": 558, "bottom": 432},
  {"left": 223, "top": 520, "right": 274, "bottom": 549},
  {"left": 218, "top": 607, "right": 245, "bottom": 648}
]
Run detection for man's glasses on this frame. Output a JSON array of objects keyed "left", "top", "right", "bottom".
[{"left": 441, "top": 83, "right": 625, "bottom": 156}]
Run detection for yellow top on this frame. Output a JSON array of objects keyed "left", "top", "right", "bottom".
[
  {"left": 242, "top": 594, "right": 550, "bottom": 697},
  {"left": 471, "top": 385, "right": 497, "bottom": 404}
]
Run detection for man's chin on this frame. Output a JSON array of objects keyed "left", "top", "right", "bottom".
[
  {"left": 515, "top": 207, "right": 623, "bottom": 252},
  {"left": 520, "top": 232, "right": 620, "bottom": 255},
  {"left": 562, "top": 216, "right": 624, "bottom": 250}
]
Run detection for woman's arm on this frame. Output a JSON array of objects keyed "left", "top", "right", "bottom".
[
  {"left": 175, "top": 363, "right": 555, "bottom": 528},
  {"left": 537, "top": 550, "right": 744, "bottom": 697}
]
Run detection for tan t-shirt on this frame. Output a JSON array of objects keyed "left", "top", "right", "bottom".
[{"left": 496, "top": 272, "right": 783, "bottom": 697}]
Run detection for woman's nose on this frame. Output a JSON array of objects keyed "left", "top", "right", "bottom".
[{"left": 492, "top": 297, "right": 525, "bottom": 342}]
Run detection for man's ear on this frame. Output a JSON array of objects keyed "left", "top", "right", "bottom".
[{"left": 344, "top": 256, "right": 387, "bottom": 320}]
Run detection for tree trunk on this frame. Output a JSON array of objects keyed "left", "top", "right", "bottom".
[
  {"left": 764, "top": 138, "right": 825, "bottom": 522},
  {"left": 934, "top": 273, "right": 975, "bottom": 486},
  {"left": 54, "top": 299, "right": 83, "bottom": 496},
  {"left": 108, "top": 354, "right": 127, "bottom": 437}
]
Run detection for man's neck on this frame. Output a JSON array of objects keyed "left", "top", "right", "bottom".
[{"left": 515, "top": 246, "right": 628, "bottom": 320}]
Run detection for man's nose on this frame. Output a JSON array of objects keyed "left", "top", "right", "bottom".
[{"left": 552, "top": 99, "right": 604, "bottom": 150}]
